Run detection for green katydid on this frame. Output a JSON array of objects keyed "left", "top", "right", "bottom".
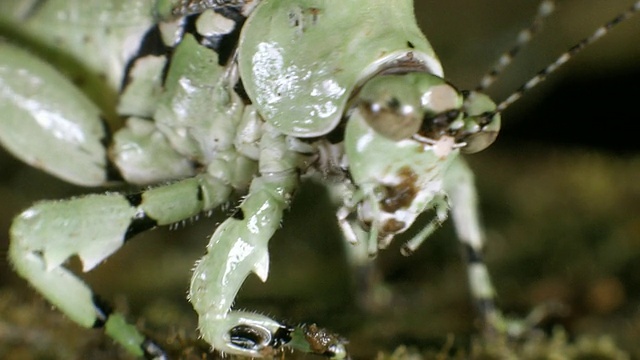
[{"left": 1, "top": 0, "right": 638, "bottom": 358}]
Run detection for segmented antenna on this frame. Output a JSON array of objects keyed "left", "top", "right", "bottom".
[
  {"left": 476, "top": 0, "right": 556, "bottom": 91},
  {"left": 494, "top": 0, "right": 640, "bottom": 114}
]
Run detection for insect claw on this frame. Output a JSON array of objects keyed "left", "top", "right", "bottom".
[
  {"left": 378, "top": 234, "right": 394, "bottom": 249},
  {"left": 400, "top": 244, "right": 414, "bottom": 257}
]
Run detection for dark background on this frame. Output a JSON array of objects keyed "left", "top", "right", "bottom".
[{"left": 1, "top": 1, "right": 639, "bottom": 358}]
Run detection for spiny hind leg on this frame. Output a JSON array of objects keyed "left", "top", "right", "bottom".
[{"left": 8, "top": 174, "right": 234, "bottom": 358}]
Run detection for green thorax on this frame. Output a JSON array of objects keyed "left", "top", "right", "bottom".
[{"left": 238, "top": 0, "right": 442, "bottom": 137}]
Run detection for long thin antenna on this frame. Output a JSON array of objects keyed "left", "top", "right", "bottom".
[
  {"left": 494, "top": 0, "right": 640, "bottom": 114},
  {"left": 476, "top": 0, "right": 556, "bottom": 92}
]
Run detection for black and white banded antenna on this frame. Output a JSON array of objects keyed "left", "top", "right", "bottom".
[
  {"left": 476, "top": 0, "right": 556, "bottom": 92},
  {"left": 493, "top": 0, "right": 640, "bottom": 115}
]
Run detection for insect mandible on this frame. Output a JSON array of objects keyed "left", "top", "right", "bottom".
[{"left": 0, "top": 0, "right": 638, "bottom": 358}]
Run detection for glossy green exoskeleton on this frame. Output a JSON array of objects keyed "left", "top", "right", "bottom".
[{"left": 1, "top": 0, "right": 638, "bottom": 358}]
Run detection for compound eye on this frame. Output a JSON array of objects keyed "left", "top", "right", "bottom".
[
  {"left": 460, "top": 112, "right": 501, "bottom": 154},
  {"left": 458, "top": 91, "right": 501, "bottom": 153},
  {"left": 420, "top": 83, "right": 460, "bottom": 114},
  {"left": 360, "top": 96, "right": 421, "bottom": 141},
  {"left": 461, "top": 128, "right": 498, "bottom": 153}
]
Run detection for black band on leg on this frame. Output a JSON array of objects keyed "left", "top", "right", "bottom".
[
  {"left": 476, "top": 297, "right": 497, "bottom": 317},
  {"left": 91, "top": 294, "right": 113, "bottom": 328},
  {"left": 142, "top": 338, "right": 168, "bottom": 360},
  {"left": 124, "top": 213, "right": 159, "bottom": 241},
  {"left": 463, "top": 242, "right": 483, "bottom": 264},
  {"left": 270, "top": 324, "right": 295, "bottom": 348},
  {"left": 122, "top": 193, "right": 159, "bottom": 241},
  {"left": 460, "top": 243, "right": 504, "bottom": 334},
  {"left": 92, "top": 294, "right": 168, "bottom": 359}
]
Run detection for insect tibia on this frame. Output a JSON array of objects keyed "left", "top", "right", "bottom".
[{"left": 400, "top": 195, "right": 449, "bottom": 256}]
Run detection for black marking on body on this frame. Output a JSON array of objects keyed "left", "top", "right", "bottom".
[
  {"left": 125, "top": 193, "right": 144, "bottom": 207},
  {"left": 122, "top": 25, "right": 171, "bottom": 91},
  {"left": 232, "top": 207, "right": 245, "bottom": 220},
  {"left": 124, "top": 212, "right": 159, "bottom": 241},
  {"left": 137, "top": 6, "right": 250, "bottom": 101},
  {"left": 138, "top": 25, "right": 171, "bottom": 57},
  {"left": 99, "top": 116, "right": 125, "bottom": 182},
  {"left": 181, "top": 14, "right": 204, "bottom": 43},
  {"left": 270, "top": 325, "right": 294, "bottom": 348},
  {"left": 324, "top": 120, "right": 346, "bottom": 144},
  {"left": 105, "top": 160, "right": 125, "bottom": 183},
  {"left": 234, "top": 78, "right": 252, "bottom": 104},
  {"left": 197, "top": 184, "right": 205, "bottom": 201},
  {"left": 123, "top": 193, "right": 159, "bottom": 241},
  {"left": 205, "top": 11, "right": 246, "bottom": 66},
  {"left": 91, "top": 294, "right": 113, "bottom": 328},
  {"left": 181, "top": 9, "right": 246, "bottom": 66}
]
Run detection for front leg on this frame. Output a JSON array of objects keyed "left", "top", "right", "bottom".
[
  {"left": 444, "top": 157, "right": 505, "bottom": 335},
  {"left": 189, "top": 174, "right": 295, "bottom": 356},
  {"left": 189, "top": 125, "right": 347, "bottom": 358}
]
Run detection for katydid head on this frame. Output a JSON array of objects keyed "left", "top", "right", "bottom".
[{"left": 342, "top": 72, "right": 500, "bottom": 250}]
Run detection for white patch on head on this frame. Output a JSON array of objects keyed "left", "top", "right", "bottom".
[{"left": 431, "top": 136, "right": 456, "bottom": 158}]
